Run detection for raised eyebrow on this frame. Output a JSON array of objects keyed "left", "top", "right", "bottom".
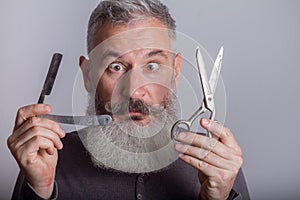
[
  {"left": 103, "top": 50, "right": 121, "bottom": 59},
  {"left": 104, "top": 51, "right": 130, "bottom": 68},
  {"left": 146, "top": 50, "right": 169, "bottom": 60}
]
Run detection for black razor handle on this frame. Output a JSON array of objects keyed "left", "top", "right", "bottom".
[{"left": 38, "top": 53, "right": 63, "bottom": 104}]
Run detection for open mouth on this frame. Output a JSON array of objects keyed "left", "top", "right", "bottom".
[
  {"left": 110, "top": 99, "right": 150, "bottom": 117},
  {"left": 111, "top": 109, "right": 149, "bottom": 123},
  {"left": 128, "top": 111, "right": 145, "bottom": 121}
]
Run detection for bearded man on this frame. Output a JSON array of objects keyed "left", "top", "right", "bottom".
[{"left": 7, "top": 0, "right": 250, "bottom": 199}]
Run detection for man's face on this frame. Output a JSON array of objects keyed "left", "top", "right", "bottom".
[
  {"left": 81, "top": 18, "right": 181, "bottom": 126},
  {"left": 78, "top": 18, "right": 182, "bottom": 173}
]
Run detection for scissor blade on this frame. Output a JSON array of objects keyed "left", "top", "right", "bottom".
[
  {"left": 209, "top": 46, "right": 223, "bottom": 95},
  {"left": 196, "top": 48, "right": 212, "bottom": 104}
]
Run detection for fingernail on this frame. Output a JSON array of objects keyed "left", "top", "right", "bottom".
[
  {"left": 202, "top": 118, "right": 209, "bottom": 125},
  {"left": 60, "top": 129, "right": 66, "bottom": 137},
  {"left": 59, "top": 141, "right": 63, "bottom": 149},
  {"left": 43, "top": 105, "right": 50, "bottom": 111},
  {"left": 178, "top": 132, "right": 186, "bottom": 139}
]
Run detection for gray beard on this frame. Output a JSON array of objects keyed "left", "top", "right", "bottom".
[{"left": 78, "top": 92, "right": 179, "bottom": 173}]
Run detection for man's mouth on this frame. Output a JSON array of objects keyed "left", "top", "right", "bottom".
[
  {"left": 129, "top": 110, "right": 143, "bottom": 115},
  {"left": 109, "top": 99, "right": 150, "bottom": 116},
  {"left": 118, "top": 102, "right": 151, "bottom": 124},
  {"left": 129, "top": 115, "right": 143, "bottom": 121},
  {"left": 128, "top": 111, "right": 146, "bottom": 121},
  {"left": 103, "top": 98, "right": 167, "bottom": 125},
  {"left": 111, "top": 110, "right": 150, "bottom": 126}
]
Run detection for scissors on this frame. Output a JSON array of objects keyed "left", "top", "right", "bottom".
[{"left": 171, "top": 46, "right": 223, "bottom": 139}]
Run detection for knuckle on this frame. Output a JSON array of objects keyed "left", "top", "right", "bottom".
[
  {"left": 31, "top": 126, "right": 41, "bottom": 135},
  {"left": 7, "top": 136, "right": 18, "bottom": 153},
  {"left": 184, "top": 146, "right": 192, "bottom": 154},
  {"left": 196, "top": 160, "right": 207, "bottom": 169},
  {"left": 214, "top": 125, "right": 224, "bottom": 137},
  {"left": 7, "top": 135, "right": 13, "bottom": 147},
  {"left": 197, "top": 160, "right": 203, "bottom": 169},
  {"left": 53, "top": 136, "right": 61, "bottom": 146},
  {"left": 17, "top": 107, "right": 24, "bottom": 117},
  {"left": 189, "top": 133, "right": 197, "bottom": 143},
  {"left": 233, "top": 144, "right": 242, "bottom": 156},
  {"left": 32, "top": 135, "right": 41, "bottom": 143},
  {"left": 208, "top": 180, "right": 218, "bottom": 188},
  {"left": 237, "top": 156, "right": 243, "bottom": 167},
  {"left": 194, "top": 136, "right": 203, "bottom": 146},
  {"left": 44, "top": 119, "right": 60, "bottom": 135},
  {"left": 224, "top": 127, "right": 232, "bottom": 136},
  {"left": 15, "top": 147, "right": 24, "bottom": 160},
  {"left": 237, "top": 146, "right": 243, "bottom": 156},
  {"left": 199, "top": 149, "right": 208, "bottom": 159},
  {"left": 29, "top": 117, "right": 39, "bottom": 126},
  {"left": 224, "top": 127, "right": 231, "bottom": 133},
  {"left": 190, "top": 134, "right": 202, "bottom": 147},
  {"left": 23, "top": 156, "right": 34, "bottom": 166},
  {"left": 52, "top": 122, "right": 61, "bottom": 134},
  {"left": 16, "top": 109, "right": 26, "bottom": 123},
  {"left": 206, "top": 138, "right": 217, "bottom": 150}
]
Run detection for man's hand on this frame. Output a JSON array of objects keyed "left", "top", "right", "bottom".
[
  {"left": 7, "top": 104, "right": 65, "bottom": 199},
  {"left": 175, "top": 118, "right": 243, "bottom": 200}
]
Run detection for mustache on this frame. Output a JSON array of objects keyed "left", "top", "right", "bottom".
[{"left": 106, "top": 98, "right": 165, "bottom": 116}]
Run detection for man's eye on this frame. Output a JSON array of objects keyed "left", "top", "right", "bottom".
[
  {"left": 109, "top": 63, "right": 126, "bottom": 72},
  {"left": 146, "top": 62, "right": 159, "bottom": 71}
]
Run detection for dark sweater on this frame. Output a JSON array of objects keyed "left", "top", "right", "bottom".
[{"left": 12, "top": 131, "right": 250, "bottom": 200}]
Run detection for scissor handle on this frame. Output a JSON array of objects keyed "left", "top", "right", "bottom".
[{"left": 171, "top": 120, "right": 192, "bottom": 140}]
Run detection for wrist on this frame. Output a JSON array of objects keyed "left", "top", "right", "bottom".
[
  {"left": 199, "top": 191, "right": 229, "bottom": 200},
  {"left": 199, "top": 191, "right": 208, "bottom": 200},
  {"left": 27, "top": 181, "right": 54, "bottom": 199},
  {"left": 199, "top": 189, "right": 238, "bottom": 200}
]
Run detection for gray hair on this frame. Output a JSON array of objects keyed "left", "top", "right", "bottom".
[{"left": 87, "top": 0, "right": 176, "bottom": 53}]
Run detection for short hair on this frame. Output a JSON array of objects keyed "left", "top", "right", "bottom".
[{"left": 87, "top": 0, "right": 176, "bottom": 53}]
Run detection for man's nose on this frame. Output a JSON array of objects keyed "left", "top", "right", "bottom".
[{"left": 121, "top": 69, "right": 147, "bottom": 99}]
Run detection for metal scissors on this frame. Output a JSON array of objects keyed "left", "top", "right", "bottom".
[{"left": 171, "top": 46, "right": 223, "bottom": 139}]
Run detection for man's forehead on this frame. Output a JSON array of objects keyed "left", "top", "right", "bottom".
[
  {"left": 101, "top": 48, "right": 171, "bottom": 60},
  {"left": 89, "top": 26, "right": 174, "bottom": 60}
]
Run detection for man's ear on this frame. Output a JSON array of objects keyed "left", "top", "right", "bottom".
[
  {"left": 79, "top": 56, "right": 91, "bottom": 92},
  {"left": 174, "top": 53, "right": 182, "bottom": 87}
]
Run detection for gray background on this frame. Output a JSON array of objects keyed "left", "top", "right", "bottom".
[{"left": 1, "top": 0, "right": 299, "bottom": 199}]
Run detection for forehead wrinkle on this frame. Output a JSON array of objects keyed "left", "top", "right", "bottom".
[
  {"left": 101, "top": 49, "right": 171, "bottom": 65},
  {"left": 145, "top": 49, "right": 169, "bottom": 60}
]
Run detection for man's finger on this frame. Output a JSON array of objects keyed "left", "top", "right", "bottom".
[
  {"left": 13, "top": 127, "right": 63, "bottom": 151},
  {"left": 178, "top": 153, "right": 219, "bottom": 177},
  {"left": 176, "top": 132, "right": 236, "bottom": 160},
  {"left": 17, "top": 136, "right": 56, "bottom": 163},
  {"left": 13, "top": 116, "right": 65, "bottom": 139},
  {"left": 15, "top": 104, "right": 51, "bottom": 129},
  {"left": 200, "top": 118, "right": 242, "bottom": 155},
  {"left": 175, "top": 143, "right": 234, "bottom": 170}
]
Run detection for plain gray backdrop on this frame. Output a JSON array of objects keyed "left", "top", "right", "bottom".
[{"left": 1, "top": 0, "right": 299, "bottom": 199}]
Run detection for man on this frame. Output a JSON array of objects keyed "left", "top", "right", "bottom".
[{"left": 7, "top": 0, "right": 250, "bottom": 199}]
